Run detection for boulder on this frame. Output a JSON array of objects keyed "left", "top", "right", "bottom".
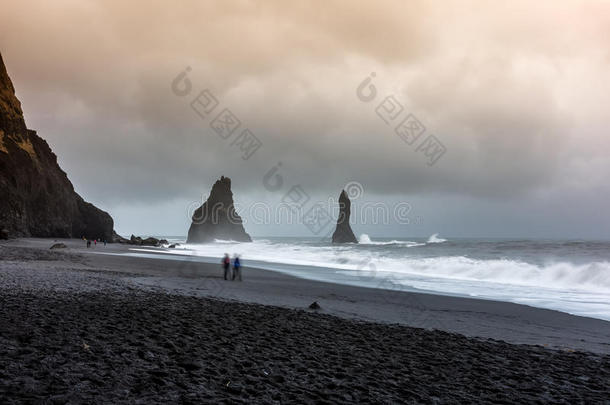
[
  {"left": 0, "top": 228, "right": 8, "bottom": 240},
  {"left": 50, "top": 243, "right": 67, "bottom": 249},
  {"left": 0, "top": 52, "right": 116, "bottom": 240},
  {"left": 309, "top": 301, "right": 321, "bottom": 310},
  {"left": 116, "top": 234, "right": 164, "bottom": 246},
  {"left": 187, "top": 176, "right": 252, "bottom": 243},
  {"left": 331, "top": 190, "right": 358, "bottom": 243},
  {"left": 141, "top": 237, "right": 160, "bottom": 246}
]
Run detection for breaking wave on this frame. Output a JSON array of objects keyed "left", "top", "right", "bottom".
[
  {"left": 427, "top": 233, "right": 447, "bottom": 243},
  {"left": 144, "top": 237, "right": 610, "bottom": 320},
  {"left": 358, "top": 234, "right": 423, "bottom": 247}
]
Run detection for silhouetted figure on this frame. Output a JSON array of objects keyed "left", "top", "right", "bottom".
[
  {"left": 103, "top": 239, "right": 107, "bottom": 246},
  {"left": 232, "top": 255, "right": 242, "bottom": 281},
  {"left": 86, "top": 240, "right": 91, "bottom": 248},
  {"left": 222, "top": 253, "right": 231, "bottom": 280}
]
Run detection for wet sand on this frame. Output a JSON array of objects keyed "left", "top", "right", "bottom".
[{"left": 1, "top": 239, "right": 609, "bottom": 403}]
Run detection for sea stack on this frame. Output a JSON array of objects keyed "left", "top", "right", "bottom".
[
  {"left": 186, "top": 176, "right": 252, "bottom": 243},
  {"left": 0, "top": 53, "right": 115, "bottom": 240},
  {"left": 332, "top": 190, "right": 358, "bottom": 243}
]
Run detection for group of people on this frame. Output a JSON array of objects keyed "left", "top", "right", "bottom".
[
  {"left": 83, "top": 237, "right": 106, "bottom": 248},
  {"left": 222, "top": 253, "right": 242, "bottom": 281}
]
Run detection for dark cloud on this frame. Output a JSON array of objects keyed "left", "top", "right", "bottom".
[{"left": 1, "top": 1, "right": 609, "bottom": 237}]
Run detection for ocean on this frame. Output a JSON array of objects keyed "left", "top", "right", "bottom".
[{"left": 133, "top": 234, "right": 610, "bottom": 321}]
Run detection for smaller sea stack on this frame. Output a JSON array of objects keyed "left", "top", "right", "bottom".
[{"left": 331, "top": 190, "right": 358, "bottom": 243}]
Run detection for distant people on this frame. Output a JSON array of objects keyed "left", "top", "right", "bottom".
[
  {"left": 103, "top": 239, "right": 107, "bottom": 246},
  {"left": 94, "top": 239, "right": 97, "bottom": 246},
  {"left": 86, "top": 239, "right": 91, "bottom": 248},
  {"left": 232, "top": 254, "right": 242, "bottom": 281},
  {"left": 222, "top": 253, "right": 231, "bottom": 280}
]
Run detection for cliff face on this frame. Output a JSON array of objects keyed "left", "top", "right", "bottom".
[
  {"left": 332, "top": 190, "right": 358, "bottom": 243},
  {"left": 0, "top": 53, "right": 114, "bottom": 240},
  {"left": 187, "top": 176, "right": 252, "bottom": 243}
]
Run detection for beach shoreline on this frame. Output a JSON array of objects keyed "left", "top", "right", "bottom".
[
  {"left": 1, "top": 238, "right": 609, "bottom": 403},
  {"left": 2, "top": 238, "right": 610, "bottom": 354}
]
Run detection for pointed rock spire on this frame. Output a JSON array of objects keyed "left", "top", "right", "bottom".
[
  {"left": 332, "top": 190, "right": 358, "bottom": 243},
  {"left": 186, "top": 176, "right": 252, "bottom": 243}
]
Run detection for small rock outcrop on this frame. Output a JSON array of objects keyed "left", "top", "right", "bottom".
[
  {"left": 0, "top": 52, "right": 115, "bottom": 240},
  {"left": 50, "top": 243, "right": 67, "bottom": 249},
  {"left": 114, "top": 234, "right": 167, "bottom": 246},
  {"left": 187, "top": 176, "right": 251, "bottom": 243},
  {"left": 331, "top": 190, "right": 358, "bottom": 243}
]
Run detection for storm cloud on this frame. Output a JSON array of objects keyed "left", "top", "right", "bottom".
[{"left": 1, "top": 0, "right": 609, "bottom": 238}]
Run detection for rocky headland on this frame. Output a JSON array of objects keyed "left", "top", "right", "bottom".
[{"left": 0, "top": 53, "right": 115, "bottom": 240}]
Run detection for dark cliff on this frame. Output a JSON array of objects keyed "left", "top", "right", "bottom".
[
  {"left": 0, "top": 53, "right": 114, "bottom": 240},
  {"left": 187, "top": 176, "right": 251, "bottom": 243}
]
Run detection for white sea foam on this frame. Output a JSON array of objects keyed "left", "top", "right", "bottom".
[
  {"left": 169, "top": 240, "right": 610, "bottom": 292},
  {"left": 213, "top": 239, "right": 241, "bottom": 244},
  {"left": 153, "top": 238, "right": 610, "bottom": 320},
  {"left": 358, "top": 234, "right": 424, "bottom": 247},
  {"left": 427, "top": 233, "right": 447, "bottom": 243},
  {"left": 358, "top": 234, "right": 373, "bottom": 244}
]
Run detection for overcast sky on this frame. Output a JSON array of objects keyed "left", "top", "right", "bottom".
[{"left": 1, "top": 1, "right": 609, "bottom": 239}]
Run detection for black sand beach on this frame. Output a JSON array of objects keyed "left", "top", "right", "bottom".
[{"left": 1, "top": 239, "right": 610, "bottom": 403}]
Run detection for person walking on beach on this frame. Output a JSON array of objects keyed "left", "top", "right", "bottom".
[
  {"left": 222, "top": 253, "right": 231, "bottom": 280},
  {"left": 86, "top": 239, "right": 91, "bottom": 248},
  {"left": 232, "top": 255, "right": 242, "bottom": 281}
]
